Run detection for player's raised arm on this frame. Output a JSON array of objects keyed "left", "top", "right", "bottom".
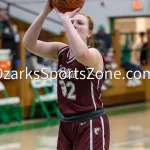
[
  {"left": 55, "top": 8, "right": 104, "bottom": 71},
  {"left": 22, "top": 0, "right": 67, "bottom": 61}
]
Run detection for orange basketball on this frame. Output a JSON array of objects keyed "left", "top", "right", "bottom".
[{"left": 51, "top": 0, "right": 85, "bottom": 13}]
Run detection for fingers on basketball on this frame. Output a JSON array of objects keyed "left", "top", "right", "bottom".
[{"left": 73, "top": 8, "right": 81, "bottom": 13}]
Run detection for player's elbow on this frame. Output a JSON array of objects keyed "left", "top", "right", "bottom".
[
  {"left": 22, "top": 37, "right": 30, "bottom": 49},
  {"left": 22, "top": 37, "right": 36, "bottom": 51}
]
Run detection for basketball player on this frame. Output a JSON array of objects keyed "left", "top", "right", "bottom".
[{"left": 23, "top": 0, "right": 110, "bottom": 149}]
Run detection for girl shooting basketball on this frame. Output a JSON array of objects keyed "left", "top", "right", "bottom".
[{"left": 23, "top": 0, "right": 110, "bottom": 149}]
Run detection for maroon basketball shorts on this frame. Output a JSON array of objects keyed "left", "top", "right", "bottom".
[{"left": 57, "top": 115, "right": 110, "bottom": 150}]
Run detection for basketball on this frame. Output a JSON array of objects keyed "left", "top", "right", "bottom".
[{"left": 51, "top": 0, "right": 85, "bottom": 13}]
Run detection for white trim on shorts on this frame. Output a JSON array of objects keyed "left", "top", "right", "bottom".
[
  {"left": 90, "top": 117, "right": 105, "bottom": 150},
  {"left": 100, "top": 116, "right": 105, "bottom": 150},
  {"left": 90, "top": 119, "right": 93, "bottom": 150}
]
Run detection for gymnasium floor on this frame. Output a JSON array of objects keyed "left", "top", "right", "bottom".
[{"left": 0, "top": 107, "right": 150, "bottom": 150}]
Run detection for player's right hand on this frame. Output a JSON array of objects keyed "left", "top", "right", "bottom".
[{"left": 55, "top": 8, "right": 80, "bottom": 22}]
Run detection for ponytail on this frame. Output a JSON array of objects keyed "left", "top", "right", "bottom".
[{"left": 87, "top": 36, "right": 95, "bottom": 47}]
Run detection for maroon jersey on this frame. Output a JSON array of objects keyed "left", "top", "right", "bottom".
[{"left": 57, "top": 46, "right": 104, "bottom": 116}]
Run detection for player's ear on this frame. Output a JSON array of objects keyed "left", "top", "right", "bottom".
[{"left": 87, "top": 30, "right": 92, "bottom": 38}]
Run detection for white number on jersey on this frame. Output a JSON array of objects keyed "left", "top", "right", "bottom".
[{"left": 59, "top": 80, "right": 76, "bottom": 100}]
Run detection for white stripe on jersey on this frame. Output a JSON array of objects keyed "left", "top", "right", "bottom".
[
  {"left": 90, "top": 120, "right": 93, "bottom": 150},
  {"left": 91, "top": 81, "right": 97, "bottom": 110},
  {"left": 66, "top": 57, "right": 75, "bottom": 64},
  {"left": 100, "top": 116, "right": 105, "bottom": 150},
  {"left": 58, "top": 46, "right": 68, "bottom": 57},
  {"left": 67, "top": 49, "right": 70, "bottom": 58}
]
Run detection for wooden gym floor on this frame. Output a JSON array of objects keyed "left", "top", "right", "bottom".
[{"left": 0, "top": 104, "right": 150, "bottom": 150}]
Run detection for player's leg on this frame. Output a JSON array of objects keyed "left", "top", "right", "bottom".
[
  {"left": 57, "top": 121, "right": 73, "bottom": 150},
  {"left": 73, "top": 115, "right": 110, "bottom": 150}
]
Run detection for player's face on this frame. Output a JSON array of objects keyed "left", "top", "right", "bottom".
[{"left": 71, "top": 14, "right": 91, "bottom": 43}]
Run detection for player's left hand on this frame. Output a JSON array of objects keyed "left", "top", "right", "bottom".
[{"left": 55, "top": 8, "right": 80, "bottom": 21}]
